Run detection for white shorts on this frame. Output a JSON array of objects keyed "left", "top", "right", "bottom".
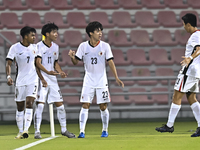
[
  {"left": 80, "top": 86, "right": 111, "bottom": 104},
  {"left": 36, "top": 83, "right": 63, "bottom": 104},
  {"left": 174, "top": 74, "right": 199, "bottom": 93},
  {"left": 15, "top": 83, "right": 38, "bottom": 102}
]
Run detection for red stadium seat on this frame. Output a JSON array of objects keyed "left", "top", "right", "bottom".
[
  {"left": 49, "top": 0, "right": 73, "bottom": 9},
  {"left": 26, "top": 0, "right": 50, "bottom": 10},
  {"left": 130, "top": 30, "right": 155, "bottom": 46},
  {"left": 135, "top": 11, "right": 159, "bottom": 28},
  {"left": 164, "top": 0, "right": 188, "bottom": 8},
  {"left": 0, "top": 13, "right": 24, "bottom": 29},
  {"left": 44, "top": 12, "right": 69, "bottom": 28},
  {"left": 155, "top": 68, "right": 175, "bottom": 85},
  {"left": 118, "top": 0, "right": 142, "bottom": 9},
  {"left": 3, "top": 0, "right": 28, "bottom": 10},
  {"left": 67, "top": 12, "right": 87, "bottom": 28},
  {"left": 112, "top": 11, "right": 137, "bottom": 28},
  {"left": 112, "top": 49, "right": 131, "bottom": 66},
  {"left": 0, "top": 31, "right": 18, "bottom": 46},
  {"left": 58, "top": 49, "right": 69, "bottom": 67},
  {"left": 188, "top": 0, "right": 200, "bottom": 8},
  {"left": 94, "top": 0, "right": 119, "bottom": 9},
  {"left": 63, "top": 30, "right": 83, "bottom": 47},
  {"left": 149, "top": 48, "right": 173, "bottom": 65},
  {"left": 152, "top": 30, "right": 177, "bottom": 46},
  {"left": 108, "top": 30, "right": 132, "bottom": 47},
  {"left": 171, "top": 48, "right": 185, "bottom": 65},
  {"left": 151, "top": 88, "right": 169, "bottom": 105},
  {"left": 180, "top": 11, "right": 200, "bottom": 27},
  {"left": 71, "top": 0, "right": 96, "bottom": 9},
  {"left": 182, "top": 95, "right": 189, "bottom": 104},
  {"left": 22, "top": 12, "right": 43, "bottom": 28},
  {"left": 127, "top": 49, "right": 152, "bottom": 66},
  {"left": 65, "top": 69, "right": 83, "bottom": 86},
  {"left": 157, "top": 11, "right": 182, "bottom": 27},
  {"left": 141, "top": 0, "right": 165, "bottom": 9},
  {"left": 89, "top": 12, "right": 114, "bottom": 28},
  {"left": 0, "top": 2, "right": 6, "bottom": 10},
  {"left": 54, "top": 35, "right": 67, "bottom": 48},
  {"left": 174, "top": 29, "right": 190, "bottom": 46},
  {"left": 61, "top": 88, "right": 81, "bottom": 106}
]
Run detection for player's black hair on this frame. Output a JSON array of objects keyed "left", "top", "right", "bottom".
[
  {"left": 86, "top": 21, "right": 103, "bottom": 37},
  {"left": 20, "top": 26, "right": 36, "bottom": 39},
  {"left": 41, "top": 22, "right": 59, "bottom": 36},
  {"left": 182, "top": 13, "right": 197, "bottom": 27}
]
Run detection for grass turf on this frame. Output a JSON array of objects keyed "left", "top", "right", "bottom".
[{"left": 0, "top": 121, "right": 199, "bottom": 150}]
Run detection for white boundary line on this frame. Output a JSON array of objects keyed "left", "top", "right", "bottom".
[{"left": 14, "top": 136, "right": 58, "bottom": 150}]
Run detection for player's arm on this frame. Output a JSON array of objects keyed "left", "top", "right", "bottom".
[
  {"left": 68, "top": 49, "right": 79, "bottom": 65},
  {"left": 6, "top": 59, "right": 13, "bottom": 86},
  {"left": 108, "top": 59, "right": 124, "bottom": 88},
  {"left": 54, "top": 60, "right": 67, "bottom": 78},
  {"left": 35, "top": 63, "right": 47, "bottom": 87}
]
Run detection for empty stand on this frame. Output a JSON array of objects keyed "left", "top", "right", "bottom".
[
  {"left": 64, "top": 69, "right": 82, "bottom": 86},
  {"left": 44, "top": 12, "right": 69, "bottom": 28},
  {"left": 151, "top": 88, "right": 169, "bottom": 105},
  {"left": 112, "top": 11, "right": 136, "bottom": 28},
  {"left": 89, "top": 12, "right": 114, "bottom": 28},
  {"left": 22, "top": 12, "right": 43, "bottom": 28},
  {"left": 3, "top": 0, "right": 28, "bottom": 10},
  {"left": 26, "top": 0, "right": 50, "bottom": 10},
  {"left": 63, "top": 30, "right": 82, "bottom": 47},
  {"left": 58, "top": 49, "right": 69, "bottom": 67},
  {"left": 61, "top": 89, "right": 81, "bottom": 106},
  {"left": 54, "top": 35, "right": 67, "bottom": 48},
  {"left": 171, "top": 48, "right": 185, "bottom": 65},
  {"left": 174, "top": 29, "right": 190, "bottom": 46},
  {"left": 108, "top": 30, "right": 132, "bottom": 47},
  {"left": 71, "top": 0, "right": 96, "bottom": 9},
  {"left": 135, "top": 11, "right": 159, "bottom": 28},
  {"left": 188, "top": 0, "right": 200, "bottom": 8},
  {"left": 118, "top": 0, "right": 142, "bottom": 9},
  {"left": 0, "top": 31, "right": 18, "bottom": 46},
  {"left": 94, "top": 0, "right": 119, "bottom": 9},
  {"left": 180, "top": 11, "right": 200, "bottom": 26},
  {"left": 67, "top": 12, "right": 87, "bottom": 28},
  {"left": 127, "top": 49, "right": 152, "bottom": 65},
  {"left": 49, "top": 0, "right": 73, "bottom": 9},
  {"left": 157, "top": 11, "right": 182, "bottom": 27},
  {"left": 164, "top": 0, "right": 188, "bottom": 8},
  {"left": 130, "top": 30, "right": 155, "bottom": 46},
  {"left": 141, "top": 0, "right": 165, "bottom": 9},
  {"left": 152, "top": 30, "right": 177, "bottom": 46},
  {"left": 149, "top": 48, "right": 173, "bottom": 65},
  {"left": 155, "top": 68, "right": 175, "bottom": 85},
  {"left": 0, "top": 2, "right": 6, "bottom": 10},
  {"left": 112, "top": 49, "right": 131, "bottom": 66}
]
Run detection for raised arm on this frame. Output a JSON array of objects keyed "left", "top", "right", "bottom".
[{"left": 68, "top": 49, "right": 79, "bottom": 65}]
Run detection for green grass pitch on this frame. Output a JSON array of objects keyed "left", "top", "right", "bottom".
[{"left": 0, "top": 121, "right": 200, "bottom": 150}]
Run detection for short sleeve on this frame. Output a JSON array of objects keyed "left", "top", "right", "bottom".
[
  {"left": 105, "top": 43, "right": 113, "bottom": 61},
  {"left": 75, "top": 43, "right": 84, "bottom": 61},
  {"left": 36, "top": 43, "right": 42, "bottom": 58},
  {"left": 191, "top": 34, "right": 200, "bottom": 48},
  {"left": 56, "top": 45, "right": 59, "bottom": 61},
  {"left": 6, "top": 45, "right": 16, "bottom": 61}
]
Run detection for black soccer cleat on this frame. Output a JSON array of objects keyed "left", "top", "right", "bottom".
[
  {"left": 191, "top": 127, "right": 200, "bottom": 137},
  {"left": 155, "top": 124, "right": 174, "bottom": 133}
]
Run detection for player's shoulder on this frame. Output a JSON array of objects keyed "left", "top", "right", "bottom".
[
  {"left": 51, "top": 41, "right": 59, "bottom": 48},
  {"left": 9, "top": 42, "right": 20, "bottom": 50}
]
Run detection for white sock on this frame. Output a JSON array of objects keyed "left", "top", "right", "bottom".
[
  {"left": 167, "top": 103, "right": 181, "bottom": 128},
  {"left": 100, "top": 108, "right": 109, "bottom": 132},
  {"left": 191, "top": 102, "right": 200, "bottom": 127},
  {"left": 79, "top": 108, "right": 89, "bottom": 133},
  {"left": 34, "top": 103, "right": 44, "bottom": 133},
  {"left": 16, "top": 110, "right": 24, "bottom": 133},
  {"left": 24, "top": 108, "right": 33, "bottom": 131},
  {"left": 57, "top": 105, "right": 67, "bottom": 133}
]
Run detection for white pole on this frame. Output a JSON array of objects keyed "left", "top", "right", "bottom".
[{"left": 49, "top": 103, "right": 55, "bottom": 137}]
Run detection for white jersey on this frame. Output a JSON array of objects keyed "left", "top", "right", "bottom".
[
  {"left": 37, "top": 41, "right": 59, "bottom": 85},
  {"left": 76, "top": 40, "right": 113, "bottom": 88},
  {"left": 6, "top": 42, "right": 38, "bottom": 86},
  {"left": 180, "top": 30, "right": 200, "bottom": 78}
]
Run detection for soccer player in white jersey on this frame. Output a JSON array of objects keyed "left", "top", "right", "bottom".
[
  {"left": 34, "top": 23, "right": 75, "bottom": 139},
  {"left": 156, "top": 13, "right": 200, "bottom": 137},
  {"left": 68, "top": 21, "right": 124, "bottom": 138},
  {"left": 6, "top": 26, "right": 38, "bottom": 139}
]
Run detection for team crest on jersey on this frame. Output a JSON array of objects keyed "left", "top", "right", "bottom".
[
  {"left": 53, "top": 52, "right": 57, "bottom": 55},
  {"left": 32, "top": 50, "right": 36, "bottom": 54},
  {"left": 99, "top": 51, "right": 103, "bottom": 56}
]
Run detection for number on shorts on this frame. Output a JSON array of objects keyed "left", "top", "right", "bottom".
[
  {"left": 33, "top": 85, "right": 37, "bottom": 94},
  {"left": 58, "top": 90, "right": 62, "bottom": 99},
  {"left": 102, "top": 91, "right": 108, "bottom": 98},
  {"left": 176, "top": 78, "right": 180, "bottom": 85}
]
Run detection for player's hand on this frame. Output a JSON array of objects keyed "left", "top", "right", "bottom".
[
  {"left": 116, "top": 78, "right": 124, "bottom": 88},
  {"left": 7, "top": 78, "right": 13, "bottom": 86},
  {"left": 60, "top": 71, "right": 67, "bottom": 78},
  {"left": 68, "top": 50, "right": 76, "bottom": 59},
  {"left": 48, "top": 71, "right": 60, "bottom": 76},
  {"left": 41, "top": 79, "right": 47, "bottom": 87},
  {"left": 181, "top": 56, "right": 192, "bottom": 67}
]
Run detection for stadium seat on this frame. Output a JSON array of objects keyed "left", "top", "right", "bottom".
[
  {"left": 94, "top": 0, "right": 119, "bottom": 9},
  {"left": 174, "top": 29, "right": 190, "bottom": 46},
  {"left": 0, "top": 2, "right": 6, "bottom": 10},
  {"left": 22, "top": 12, "right": 43, "bottom": 28},
  {"left": 112, "top": 11, "right": 137, "bottom": 28},
  {"left": 67, "top": 12, "right": 87, "bottom": 28},
  {"left": 110, "top": 88, "right": 132, "bottom": 105},
  {"left": 61, "top": 89, "right": 81, "bottom": 106},
  {"left": 0, "top": 12, "right": 24, "bottom": 29},
  {"left": 54, "top": 35, "right": 67, "bottom": 48},
  {"left": 132, "top": 68, "right": 157, "bottom": 85},
  {"left": 164, "top": 0, "right": 188, "bottom": 8},
  {"left": 0, "top": 31, "right": 18, "bottom": 47},
  {"left": 26, "top": 0, "right": 50, "bottom": 10},
  {"left": 135, "top": 11, "right": 159, "bottom": 28},
  {"left": 63, "top": 30, "right": 83, "bottom": 47},
  {"left": 118, "top": 0, "right": 142, "bottom": 9},
  {"left": 89, "top": 12, "right": 114, "bottom": 28},
  {"left": 129, "top": 88, "right": 154, "bottom": 105},
  {"left": 64, "top": 69, "right": 83, "bottom": 86},
  {"left": 171, "top": 48, "right": 185, "bottom": 65},
  {"left": 155, "top": 68, "right": 175, "bottom": 85},
  {"left": 157, "top": 11, "right": 182, "bottom": 27},
  {"left": 112, "top": 49, "right": 131, "bottom": 66},
  {"left": 108, "top": 30, "right": 132, "bottom": 47},
  {"left": 180, "top": 11, "right": 200, "bottom": 27},
  {"left": 3, "top": 0, "right": 28, "bottom": 10},
  {"left": 130, "top": 30, "right": 155, "bottom": 46},
  {"left": 181, "top": 94, "right": 189, "bottom": 104},
  {"left": 152, "top": 30, "right": 177, "bottom": 46},
  {"left": 49, "top": 0, "right": 73, "bottom": 9},
  {"left": 141, "top": 0, "right": 165, "bottom": 9},
  {"left": 149, "top": 48, "right": 173, "bottom": 65},
  {"left": 151, "top": 88, "right": 169, "bottom": 105},
  {"left": 188, "top": 0, "right": 200, "bottom": 8},
  {"left": 127, "top": 49, "right": 152, "bottom": 65},
  {"left": 44, "top": 12, "right": 69, "bottom": 28},
  {"left": 71, "top": 0, "right": 96, "bottom": 9},
  {"left": 58, "top": 49, "right": 69, "bottom": 67}
]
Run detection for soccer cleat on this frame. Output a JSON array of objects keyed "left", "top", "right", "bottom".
[
  {"left": 191, "top": 127, "right": 200, "bottom": 137},
  {"left": 78, "top": 132, "right": 85, "bottom": 138},
  {"left": 155, "top": 124, "right": 174, "bottom": 133},
  {"left": 15, "top": 132, "right": 23, "bottom": 139},
  {"left": 34, "top": 132, "right": 42, "bottom": 139},
  {"left": 101, "top": 131, "right": 108, "bottom": 137},
  {"left": 61, "top": 130, "right": 76, "bottom": 138},
  {"left": 22, "top": 130, "right": 29, "bottom": 139}
]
